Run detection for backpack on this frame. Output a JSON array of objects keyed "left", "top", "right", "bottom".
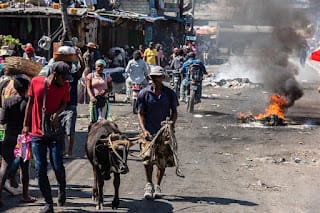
[{"left": 189, "top": 61, "right": 203, "bottom": 82}]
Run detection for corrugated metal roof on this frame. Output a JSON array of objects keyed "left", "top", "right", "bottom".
[
  {"left": 87, "top": 12, "right": 114, "bottom": 23},
  {"left": 0, "top": 7, "right": 87, "bottom": 18},
  {"left": 0, "top": 7, "right": 182, "bottom": 23},
  {"left": 97, "top": 10, "right": 184, "bottom": 23},
  {"left": 97, "top": 10, "right": 144, "bottom": 20}
]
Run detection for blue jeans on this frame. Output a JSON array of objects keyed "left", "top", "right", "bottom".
[
  {"left": 180, "top": 79, "right": 189, "bottom": 100},
  {"left": 31, "top": 136, "right": 66, "bottom": 205},
  {"left": 9, "top": 157, "right": 21, "bottom": 174},
  {"left": 180, "top": 80, "right": 202, "bottom": 101}
]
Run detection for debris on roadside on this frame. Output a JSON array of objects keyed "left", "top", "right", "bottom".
[
  {"left": 272, "top": 158, "right": 286, "bottom": 164},
  {"left": 203, "top": 77, "right": 263, "bottom": 89},
  {"left": 294, "top": 158, "right": 301, "bottom": 163},
  {"left": 248, "top": 180, "right": 283, "bottom": 191}
]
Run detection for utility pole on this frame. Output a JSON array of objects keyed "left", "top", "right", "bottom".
[
  {"left": 179, "top": 0, "right": 184, "bottom": 18},
  {"left": 59, "top": 0, "right": 69, "bottom": 43},
  {"left": 191, "top": 0, "right": 195, "bottom": 32}
]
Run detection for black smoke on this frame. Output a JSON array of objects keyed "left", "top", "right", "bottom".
[{"left": 233, "top": 0, "right": 311, "bottom": 107}]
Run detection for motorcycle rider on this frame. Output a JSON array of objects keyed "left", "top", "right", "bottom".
[
  {"left": 169, "top": 49, "right": 185, "bottom": 96},
  {"left": 124, "top": 51, "right": 150, "bottom": 102},
  {"left": 179, "top": 51, "right": 207, "bottom": 103},
  {"left": 170, "top": 48, "right": 185, "bottom": 71}
]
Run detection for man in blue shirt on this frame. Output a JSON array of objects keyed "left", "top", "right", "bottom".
[
  {"left": 136, "top": 66, "right": 178, "bottom": 200},
  {"left": 180, "top": 52, "right": 207, "bottom": 103}
]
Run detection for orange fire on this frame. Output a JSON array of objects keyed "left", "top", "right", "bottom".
[
  {"left": 239, "top": 94, "right": 288, "bottom": 123},
  {"left": 255, "top": 94, "right": 287, "bottom": 120}
]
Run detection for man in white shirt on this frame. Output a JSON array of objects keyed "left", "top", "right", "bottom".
[{"left": 124, "top": 51, "right": 149, "bottom": 102}]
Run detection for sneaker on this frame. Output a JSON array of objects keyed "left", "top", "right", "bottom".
[
  {"left": 40, "top": 204, "right": 54, "bottom": 213},
  {"left": 154, "top": 185, "right": 162, "bottom": 199},
  {"left": 143, "top": 183, "right": 154, "bottom": 200}
]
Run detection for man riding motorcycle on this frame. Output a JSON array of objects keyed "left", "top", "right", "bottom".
[
  {"left": 169, "top": 49, "right": 185, "bottom": 96},
  {"left": 124, "top": 51, "right": 149, "bottom": 102},
  {"left": 179, "top": 52, "right": 207, "bottom": 103}
]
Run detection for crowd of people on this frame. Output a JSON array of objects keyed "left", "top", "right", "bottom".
[{"left": 0, "top": 38, "right": 207, "bottom": 212}]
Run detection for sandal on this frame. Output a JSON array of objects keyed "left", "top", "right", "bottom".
[{"left": 20, "top": 196, "right": 37, "bottom": 203}]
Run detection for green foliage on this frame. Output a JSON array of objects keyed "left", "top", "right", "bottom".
[{"left": 1, "top": 35, "right": 21, "bottom": 48}]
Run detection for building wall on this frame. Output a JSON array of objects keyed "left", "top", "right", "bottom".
[
  {"left": 119, "top": 0, "right": 149, "bottom": 15},
  {"left": 194, "top": 0, "right": 239, "bottom": 25}
]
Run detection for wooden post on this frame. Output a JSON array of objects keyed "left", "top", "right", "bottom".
[
  {"left": 59, "top": 0, "right": 69, "bottom": 42},
  {"left": 47, "top": 17, "right": 51, "bottom": 59}
]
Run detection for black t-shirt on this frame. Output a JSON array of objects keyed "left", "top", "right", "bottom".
[{"left": 0, "top": 96, "right": 28, "bottom": 136}]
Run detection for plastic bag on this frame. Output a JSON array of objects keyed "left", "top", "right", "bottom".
[{"left": 14, "top": 134, "right": 32, "bottom": 162}]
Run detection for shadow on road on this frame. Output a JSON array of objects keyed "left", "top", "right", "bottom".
[
  {"left": 166, "top": 195, "right": 258, "bottom": 206},
  {"left": 192, "top": 110, "right": 230, "bottom": 116},
  {"left": 120, "top": 198, "right": 174, "bottom": 213},
  {"left": 286, "top": 116, "right": 320, "bottom": 125}
]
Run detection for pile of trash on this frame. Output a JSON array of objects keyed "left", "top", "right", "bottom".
[{"left": 203, "top": 77, "right": 263, "bottom": 89}]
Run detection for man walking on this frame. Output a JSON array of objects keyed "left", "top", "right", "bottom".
[
  {"left": 144, "top": 42, "right": 158, "bottom": 66},
  {"left": 23, "top": 61, "right": 71, "bottom": 213},
  {"left": 136, "top": 66, "right": 179, "bottom": 199},
  {"left": 60, "top": 48, "right": 85, "bottom": 158}
]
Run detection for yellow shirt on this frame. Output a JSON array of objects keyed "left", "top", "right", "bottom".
[{"left": 144, "top": 48, "right": 157, "bottom": 65}]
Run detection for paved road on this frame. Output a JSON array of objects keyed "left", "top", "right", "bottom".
[{"left": 2, "top": 63, "right": 320, "bottom": 213}]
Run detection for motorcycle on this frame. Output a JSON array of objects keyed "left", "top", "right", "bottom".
[
  {"left": 129, "top": 73, "right": 148, "bottom": 114},
  {"left": 131, "top": 82, "right": 143, "bottom": 114},
  {"left": 186, "top": 80, "right": 201, "bottom": 113},
  {"left": 170, "top": 69, "right": 182, "bottom": 97}
]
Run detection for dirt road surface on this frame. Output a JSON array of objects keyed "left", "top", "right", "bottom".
[{"left": 2, "top": 62, "right": 320, "bottom": 213}]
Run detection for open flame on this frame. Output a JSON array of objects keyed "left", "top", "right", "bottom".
[
  {"left": 255, "top": 94, "right": 287, "bottom": 120},
  {"left": 239, "top": 94, "right": 288, "bottom": 125}
]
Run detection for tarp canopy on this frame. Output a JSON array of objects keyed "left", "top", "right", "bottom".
[
  {"left": 311, "top": 48, "right": 320, "bottom": 62},
  {"left": 196, "top": 28, "right": 211, "bottom": 35},
  {"left": 195, "top": 26, "right": 216, "bottom": 35}
]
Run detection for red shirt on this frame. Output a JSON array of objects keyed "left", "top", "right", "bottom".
[{"left": 28, "top": 76, "right": 70, "bottom": 137}]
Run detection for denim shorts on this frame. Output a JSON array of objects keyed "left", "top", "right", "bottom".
[{"left": 60, "top": 105, "right": 77, "bottom": 136}]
